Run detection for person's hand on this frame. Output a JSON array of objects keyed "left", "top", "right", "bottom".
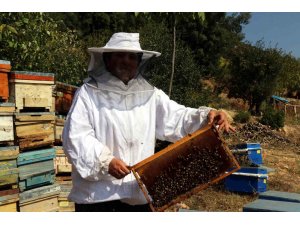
[
  {"left": 108, "top": 158, "right": 131, "bottom": 179},
  {"left": 207, "top": 110, "right": 236, "bottom": 133}
]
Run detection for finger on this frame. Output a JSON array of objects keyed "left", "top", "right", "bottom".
[
  {"left": 118, "top": 161, "right": 130, "bottom": 174},
  {"left": 114, "top": 170, "right": 125, "bottom": 179},
  {"left": 216, "top": 119, "right": 225, "bottom": 125},
  {"left": 229, "top": 126, "right": 236, "bottom": 132},
  {"left": 119, "top": 167, "right": 130, "bottom": 175},
  {"left": 208, "top": 111, "right": 216, "bottom": 124},
  {"left": 225, "top": 123, "right": 231, "bottom": 133},
  {"left": 218, "top": 123, "right": 225, "bottom": 131}
]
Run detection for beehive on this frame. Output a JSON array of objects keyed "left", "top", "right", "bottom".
[
  {"left": 9, "top": 71, "right": 55, "bottom": 112},
  {"left": 0, "top": 159, "right": 18, "bottom": 188},
  {"left": 0, "top": 60, "right": 11, "bottom": 73},
  {"left": 57, "top": 180, "right": 74, "bottom": 212},
  {"left": 19, "top": 184, "right": 60, "bottom": 212},
  {"left": 54, "top": 81, "right": 78, "bottom": 115},
  {"left": 0, "top": 188, "right": 19, "bottom": 212},
  {"left": 18, "top": 159, "right": 55, "bottom": 192},
  {"left": 224, "top": 166, "right": 268, "bottom": 193},
  {"left": 0, "top": 102, "right": 15, "bottom": 113},
  {"left": 231, "top": 143, "right": 263, "bottom": 166},
  {"left": 130, "top": 125, "right": 240, "bottom": 211},
  {"left": 54, "top": 116, "right": 65, "bottom": 145},
  {"left": 0, "top": 146, "right": 19, "bottom": 212},
  {"left": 14, "top": 112, "right": 55, "bottom": 151},
  {"left": 0, "top": 112, "right": 14, "bottom": 144},
  {"left": 54, "top": 146, "right": 72, "bottom": 174},
  {"left": 0, "top": 60, "right": 11, "bottom": 102}
]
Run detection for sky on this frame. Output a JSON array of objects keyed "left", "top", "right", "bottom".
[{"left": 242, "top": 12, "right": 300, "bottom": 59}]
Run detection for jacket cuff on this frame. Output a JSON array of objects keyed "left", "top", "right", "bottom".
[
  {"left": 198, "top": 106, "right": 216, "bottom": 127},
  {"left": 99, "top": 146, "right": 114, "bottom": 176}
]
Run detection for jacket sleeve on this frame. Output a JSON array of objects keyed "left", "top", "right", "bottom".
[
  {"left": 62, "top": 86, "right": 114, "bottom": 181},
  {"left": 155, "top": 88, "right": 214, "bottom": 142}
]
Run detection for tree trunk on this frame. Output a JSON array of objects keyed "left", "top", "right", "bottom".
[{"left": 168, "top": 24, "right": 176, "bottom": 97}]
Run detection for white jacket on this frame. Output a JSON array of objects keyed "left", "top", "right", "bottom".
[{"left": 62, "top": 72, "right": 213, "bottom": 205}]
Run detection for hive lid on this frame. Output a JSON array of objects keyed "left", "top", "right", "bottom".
[
  {"left": 10, "top": 71, "right": 55, "bottom": 82},
  {"left": 0, "top": 60, "right": 11, "bottom": 64},
  {"left": 11, "top": 71, "right": 55, "bottom": 77}
]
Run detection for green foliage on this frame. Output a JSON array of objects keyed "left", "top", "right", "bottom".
[
  {"left": 275, "top": 54, "right": 300, "bottom": 96},
  {"left": 49, "top": 12, "right": 138, "bottom": 37},
  {"left": 0, "top": 12, "right": 86, "bottom": 86},
  {"left": 234, "top": 111, "right": 251, "bottom": 123},
  {"left": 224, "top": 41, "right": 285, "bottom": 114},
  {"left": 5, "top": 11, "right": 297, "bottom": 113},
  {"left": 260, "top": 107, "right": 285, "bottom": 129},
  {"left": 139, "top": 21, "right": 209, "bottom": 107}
]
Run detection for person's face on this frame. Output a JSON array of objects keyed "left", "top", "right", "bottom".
[{"left": 106, "top": 52, "right": 140, "bottom": 84}]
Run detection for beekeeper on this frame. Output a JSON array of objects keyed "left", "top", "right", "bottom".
[{"left": 63, "top": 32, "right": 234, "bottom": 212}]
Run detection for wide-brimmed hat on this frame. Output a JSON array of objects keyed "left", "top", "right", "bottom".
[
  {"left": 87, "top": 32, "right": 161, "bottom": 75},
  {"left": 88, "top": 32, "right": 161, "bottom": 59}
]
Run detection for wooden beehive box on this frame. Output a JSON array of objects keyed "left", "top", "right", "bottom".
[
  {"left": 15, "top": 112, "right": 55, "bottom": 151},
  {"left": 0, "top": 60, "right": 11, "bottom": 102},
  {"left": 18, "top": 160, "right": 55, "bottom": 192},
  {"left": 0, "top": 188, "right": 19, "bottom": 212},
  {"left": 9, "top": 71, "right": 55, "bottom": 112},
  {"left": 54, "top": 146, "right": 72, "bottom": 174},
  {"left": 54, "top": 116, "right": 65, "bottom": 145},
  {"left": 54, "top": 81, "right": 78, "bottom": 115},
  {"left": 0, "top": 146, "right": 19, "bottom": 161},
  {"left": 17, "top": 147, "right": 55, "bottom": 166},
  {"left": 0, "top": 60, "right": 12, "bottom": 73},
  {"left": 0, "top": 72, "right": 9, "bottom": 102},
  {"left": 0, "top": 146, "right": 19, "bottom": 192},
  {"left": 0, "top": 112, "right": 14, "bottom": 144},
  {"left": 0, "top": 102, "right": 15, "bottom": 113},
  {"left": 19, "top": 183, "right": 60, "bottom": 212},
  {"left": 0, "top": 159, "right": 18, "bottom": 188},
  {"left": 57, "top": 180, "right": 74, "bottom": 212},
  {"left": 130, "top": 125, "right": 240, "bottom": 211}
]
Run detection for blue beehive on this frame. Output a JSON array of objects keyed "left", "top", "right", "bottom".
[
  {"left": 259, "top": 191, "right": 300, "bottom": 203},
  {"left": 231, "top": 143, "right": 263, "bottom": 166},
  {"left": 17, "top": 147, "right": 55, "bottom": 166},
  {"left": 243, "top": 199, "right": 300, "bottom": 212},
  {"left": 224, "top": 167, "right": 268, "bottom": 193},
  {"left": 17, "top": 148, "right": 56, "bottom": 192}
]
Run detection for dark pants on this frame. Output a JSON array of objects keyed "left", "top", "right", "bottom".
[{"left": 75, "top": 200, "right": 152, "bottom": 212}]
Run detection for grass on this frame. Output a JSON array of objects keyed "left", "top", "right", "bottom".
[
  {"left": 165, "top": 122, "right": 300, "bottom": 212},
  {"left": 285, "top": 116, "right": 300, "bottom": 126}
]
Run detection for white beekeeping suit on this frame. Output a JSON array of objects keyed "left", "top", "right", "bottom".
[{"left": 63, "top": 32, "right": 213, "bottom": 205}]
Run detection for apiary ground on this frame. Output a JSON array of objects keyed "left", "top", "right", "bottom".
[{"left": 166, "top": 122, "right": 300, "bottom": 212}]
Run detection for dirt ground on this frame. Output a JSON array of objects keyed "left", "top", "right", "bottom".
[{"left": 166, "top": 123, "right": 300, "bottom": 212}]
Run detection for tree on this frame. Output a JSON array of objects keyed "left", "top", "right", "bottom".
[
  {"left": 0, "top": 12, "right": 86, "bottom": 85},
  {"left": 275, "top": 54, "right": 300, "bottom": 97},
  {"left": 138, "top": 21, "right": 210, "bottom": 107},
  {"left": 225, "top": 41, "right": 285, "bottom": 114}
]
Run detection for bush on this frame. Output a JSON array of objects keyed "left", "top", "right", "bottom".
[
  {"left": 0, "top": 13, "right": 87, "bottom": 86},
  {"left": 234, "top": 111, "right": 251, "bottom": 123},
  {"left": 260, "top": 107, "right": 285, "bottom": 129}
]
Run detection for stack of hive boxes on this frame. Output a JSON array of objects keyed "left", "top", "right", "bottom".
[
  {"left": 225, "top": 143, "right": 268, "bottom": 193},
  {"left": 0, "top": 60, "right": 19, "bottom": 212},
  {"left": 9, "top": 70, "right": 60, "bottom": 212},
  {"left": 53, "top": 81, "right": 78, "bottom": 212}
]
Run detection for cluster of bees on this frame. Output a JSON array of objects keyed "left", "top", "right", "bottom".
[
  {"left": 232, "top": 153, "right": 253, "bottom": 167},
  {"left": 147, "top": 145, "right": 231, "bottom": 208}
]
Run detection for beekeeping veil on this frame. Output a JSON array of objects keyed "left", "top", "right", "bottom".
[
  {"left": 86, "top": 32, "right": 161, "bottom": 110},
  {"left": 87, "top": 32, "right": 161, "bottom": 78}
]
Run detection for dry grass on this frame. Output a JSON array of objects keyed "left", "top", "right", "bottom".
[{"left": 166, "top": 123, "right": 300, "bottom": 212}]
